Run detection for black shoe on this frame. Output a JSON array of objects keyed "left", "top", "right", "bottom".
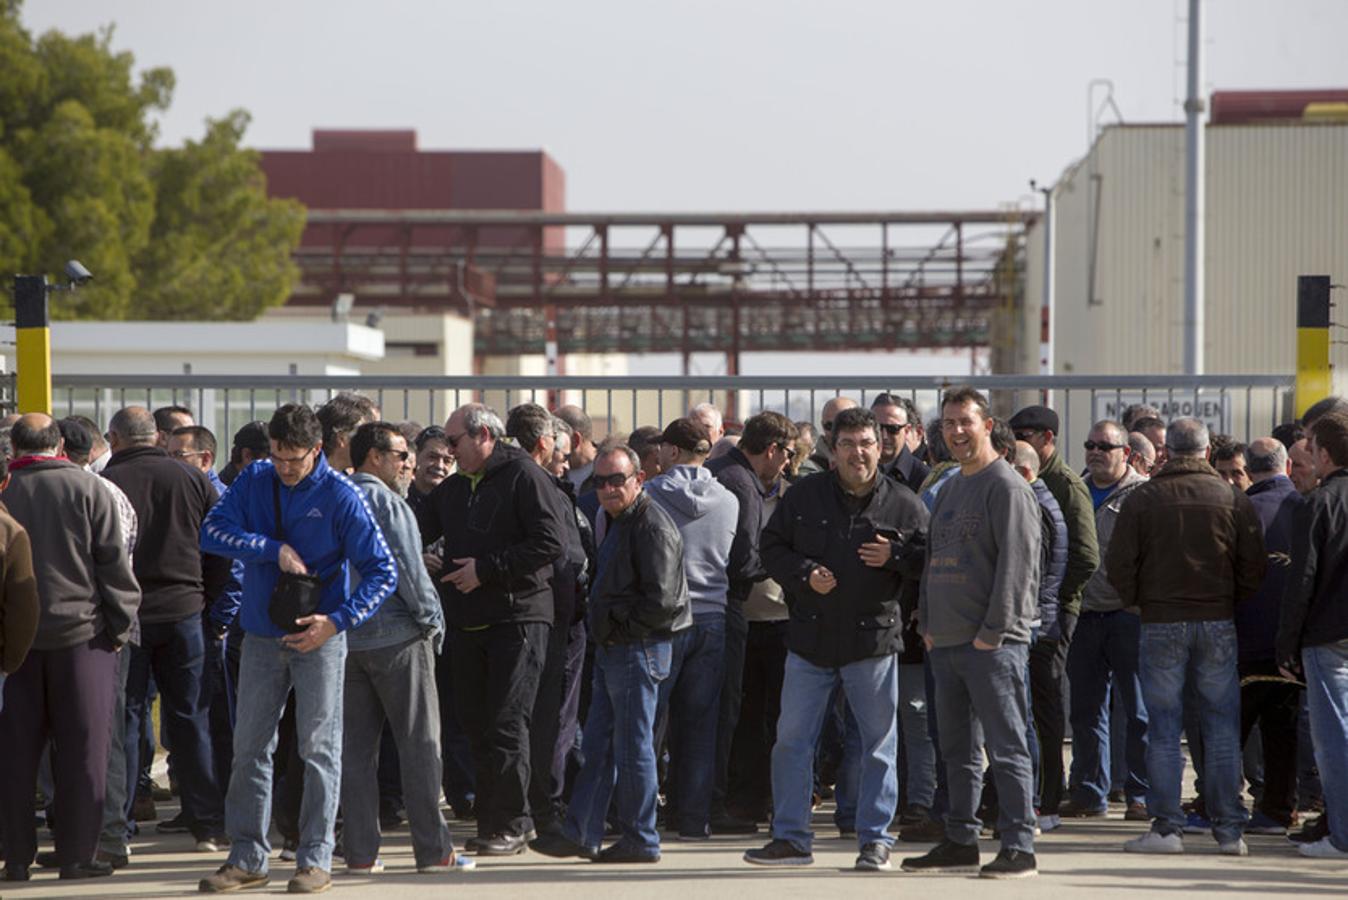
[
  {"left": 855, "top": 842, "right": 891, "bottom": 872},
  {"left": 59, "top": 860, "right": 114, "bottom": 880},
  {"left": 475, "top": 832, "right": 528, "bottom": 856},
  {"left": 899, "top": 817, "right": 946, "bottom": 843},
  {"left": 451, "top": 801, "right": 476, "bottom": 821},
  {"left": 379, "top": 809, "right": 405, "bottom": 830},
  {"left": 743, "top": 838, "right": 813, "bottom": 866},
  {"left": 979, "top": 848, "right": 1037, "bottom": 879},
  {"left": 158, "top": 812, "right": 194, "bottom": 834},
  {"left": 529, "top": 832, "right": 598, "bottom": 860},
  {"left": 1108, "top": 789, "right": 1126, "bottom": 804},
  {"left": 1290, "top": 815, "right": 1330, "bottom": 844},
  {"left": 593, "top": 842, "right": 660, "bottom": 864},
  {"left": 838, "top": 825, "right": 857, "bottom": 838},
  {"left": 900, "top": 839, "right": 980, "bottom": 873},
  {"left": 899, "top": 804, "right": 931, "bottom": 827},
  {"left": 1058, "top": 799, "right": 1108, "bottom": 818},
  {"left": 97, "top": 849, "right": 130, "bottom": 870},
  {"left": 35, "top": 850, "right": 61, "bottom": 869},
  {"left": 3, "top": 865, "right": 29, "bottom": 882},
  {"left": 710, "top": 813, "right": 758, "bottom": 835}
]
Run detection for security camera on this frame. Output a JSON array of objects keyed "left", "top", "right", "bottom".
[{"left": 65, "top": 260, "right": 93, "bottom": 285}]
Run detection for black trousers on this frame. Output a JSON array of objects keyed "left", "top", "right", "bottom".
[
  {"left": 712, "top": 598, "right": 749, "bottom": 814},
  {"left": 434, "top": 641, "right": 477, "bottom": 814},
  {"left": 1030, "top": 612, "right": 1075, "bottom": 815},
  {"left": 727, "top": 620, "right": 788, "bottom": 819},
  {"left": 0, "top": 635, "right": 118, "bottom": 868},
  {"left": 451, "top": 622, "right": 548, "bottom": 838},
  {"left": 1239, "top": 661, "right": 1301, "bottom": 826},
  {"left": 528, "top": 621, "right": 568, "bottom": 824}
]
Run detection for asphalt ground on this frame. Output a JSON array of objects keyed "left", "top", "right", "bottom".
[{"left": 6, "top": 794, "right": 1344, "bottom": 900}]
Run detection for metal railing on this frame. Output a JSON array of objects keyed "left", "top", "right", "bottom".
[{"left": 49, "top": 373, "right": 1295, "bottom": 469}]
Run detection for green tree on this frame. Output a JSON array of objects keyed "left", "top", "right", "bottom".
[{"left": 0, "top": 0, "right": 303, "bottom": 321}]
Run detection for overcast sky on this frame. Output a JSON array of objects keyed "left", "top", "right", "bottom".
[
  {"left": 23, "top": 0, "right": 1348, "bottom": 213},
  {"left": 20, "top": 1, "right": 1348, "bottom": 379}
]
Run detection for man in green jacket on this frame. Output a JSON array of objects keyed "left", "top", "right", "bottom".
[{"left": 1009, "top": 405, "right": 1100, "bottom": 820}]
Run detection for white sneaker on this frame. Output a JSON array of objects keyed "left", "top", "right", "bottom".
[
  {"left": 1218, "top": 838, "right": 1248, "bottom": 857},
  {"left": 1299, "top": 836, "right": 1348, "bottom": 859},
  {"left": 1038, "top": 814, "right": 1062, "bottom": 833},
  {"left": 1124, "top": 831, "right": 1184, "bottom": 854},
  {"left": 345, "top": 858, "right": 385, "bottom": 874}
]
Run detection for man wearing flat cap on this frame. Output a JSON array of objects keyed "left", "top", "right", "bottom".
[
  {"left": 644, "top": 417, "right": 738, "bottom": 839},
  {"left": 1007, "top": 404, "right": 1100, "bottom": 821}
]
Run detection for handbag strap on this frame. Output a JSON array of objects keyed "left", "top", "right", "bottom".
[{"left": 272, "top": 476, "right": 285, "bottom": 542}]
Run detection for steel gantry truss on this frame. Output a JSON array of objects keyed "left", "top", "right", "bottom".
[{"left": 291, "top": 209, "right": 1035, "bottom": 368}]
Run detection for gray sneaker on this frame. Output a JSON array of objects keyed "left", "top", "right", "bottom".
[
  {"left": 287, "top": 867, "right": 331, "bottom": 894},
  {"left": 198, "top": 864, "right": 269, "bottom": 893}
]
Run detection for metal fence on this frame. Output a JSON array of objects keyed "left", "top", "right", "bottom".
[{"left": 49, "top": 373, "right": 1296, "bottom": 469}]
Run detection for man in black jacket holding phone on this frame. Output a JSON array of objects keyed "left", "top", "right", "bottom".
[
  {"left": 532, "top": 444, "right": 689, "bottom": 864},
  {"left": 743, "top": 407, "right": 927, "bottom": 872}
]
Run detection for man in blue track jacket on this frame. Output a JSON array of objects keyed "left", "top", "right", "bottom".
[{"left": 197, "top": 404, "right": 398, "bottom": 896}]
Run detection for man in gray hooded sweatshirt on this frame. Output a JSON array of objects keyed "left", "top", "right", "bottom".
[{"left": 646, "top": 417, "right": 739, "bottom": 840}]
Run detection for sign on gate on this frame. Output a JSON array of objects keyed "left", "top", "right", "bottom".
[{"left": 1091, "top": 392, "right": 1230, "bottom": 435}]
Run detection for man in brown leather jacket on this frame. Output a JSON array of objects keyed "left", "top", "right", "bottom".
[{"left": 1106, "top": 417, "right": 1265, "bottom": 858}]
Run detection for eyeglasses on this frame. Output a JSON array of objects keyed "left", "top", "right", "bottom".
[
  {"left": 593, "top": 471, "right": 635, "bottom": 489},
  {"left": 775, "top": 442, "right": 797, "bottom": 460},
  {"left": 1083, "top": 440, "right": 1126, "bottom": 452},
  {"left": 272, "top": 448, "right": 316, "bottom": 467},
  {"left": 169, "top": 449, "right": 203, "bottom": 460},
  {"left": 878, "top": 423, "right": 908, "bottom": 435},
  {"left": 835, "top": 438, "right": 879, "bottom": 453},
  {"left": 382, "top": 448, "right": 411, "bottom": 462}
]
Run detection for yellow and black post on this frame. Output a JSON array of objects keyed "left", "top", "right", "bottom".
[
  {"left": 14, "top": 275, "right": 52, "bottom": 415},
  {"left": 1296, "top": 275, "right": 1332, "bottom": 419}
]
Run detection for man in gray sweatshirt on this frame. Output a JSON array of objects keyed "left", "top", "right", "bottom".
[
  {"left": 906, "top": 387, "right": 1041, "bottom": 880},
  {"left": 341, "top": 422, "right": 470, "bottom": 874},
  {"left": 646, "top": 417, "right": 739, "bottom": 840}
]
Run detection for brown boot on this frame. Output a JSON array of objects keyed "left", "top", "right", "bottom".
[
  {"left": 198, "top": 864, "right": 269, "bottom": 893},
  {"left": 287, "top": 867, "right": 331, "bottom": 894}
]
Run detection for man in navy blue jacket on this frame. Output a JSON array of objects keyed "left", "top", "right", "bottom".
[{"left": 197, "top": 404, "right": 398, "bottom": 895}]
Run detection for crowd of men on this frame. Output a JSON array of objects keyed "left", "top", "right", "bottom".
[{"left": 0, "top": 385, "right": 1346, "bottom": 890}]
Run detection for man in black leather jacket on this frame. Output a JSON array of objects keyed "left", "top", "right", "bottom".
[
  {"left": 744, "top": 407, "right": 927, "bottom": 872},
  {"left": 532, "top": 444, "right": 689, "bottom": 864}
]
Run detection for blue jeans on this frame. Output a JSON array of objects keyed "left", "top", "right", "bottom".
[
  {"left": 225, "top": 632, "right": 347, "bottom": 873},
  {"left": 898, "top": 663, "right": 937, "bottom": 809},
  {"left": 656, "top": 613, "right": 726, "bottom": 836},
  {"left": 1139, "top": 620, "right": 1243, "bottom": 843},
  {"left": 1302, "top": 639, "right": 1348, "bottom": 851},
  {"left": 126, "top": 616, "right": 224, "bottom": 836},
  {"left": 1067, "top": 610, "right": 1149, "bottom": 808},
  {"left": 930, "top": 642, "right": 1036, "bottom": 853},
  {"left": 565, "top": 638, "right": 671, "bottom": 853},
  {"left": 771, "top": 651, "right": 898, "bottom": 852}
]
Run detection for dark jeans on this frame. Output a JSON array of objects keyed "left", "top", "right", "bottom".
[
  {"left": 1239, "top": 661, "right": 1300, "bottom": 826},
  {"left": 728, "top": 620, "right": 788, "bottom": 819},
  {"left": 0, "top": 635, "right": 118, "bottom": 868},
  {"left": 656, "top": 613, "right": 727, "bottom": 836},
  {"left": 434, "top": 640, "right": 476, "bottom": 814},
  {"left": 931, "top": 642, "right": 1036, "bottom": 853},
  {"left": 1067, "top": 609, "right": 1149, "bottom": 808},
  {"left": 450, "top": 622, "right": 548, "bottom": 838},
  {"left": 555, "top": 620, "right": 587, "bottom": 805},
  {"left": 712, "top": 597, "right": 749, "bottom": 815},
  {"left": 126, "top": 616, "right": 224, "bottom": 836},
  {"left": 202, "top": 618, "right": 234, "bottom": 794},
  {"left": 100, "top": 645, "right": 132, "bottom": 854},
  {"left": 1029, "top": 612, "right": 1075, "bottom": 814}
]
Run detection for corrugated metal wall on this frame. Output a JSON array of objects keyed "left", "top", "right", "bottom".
[{"left": 1027, "top": 122, "right": 1348, "bottom": 392}]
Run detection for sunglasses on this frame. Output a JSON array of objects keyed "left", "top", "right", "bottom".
[
  {"left": 593, "top": 471, "right": 635, "bottom": 489},
  {"left": 382, "top": 448, "right": 411, "bottom": 462},
  {"left": 776, "top": 442, "right": 797, "bottom": 460},
  {"left": 1013, "top": 430, "right": 1041, "bottom": 441},
  {"left": 1083, "top": 440, "right": 1126, "bottom": 452},
  {"left": 878, "top": 423, "right": 908, "bottom": 435}
]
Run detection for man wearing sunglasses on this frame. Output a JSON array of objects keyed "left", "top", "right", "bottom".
[
  {"left": 339, "top": 422, "right": 463, "bottom": 874},
  {"left": 872, "top": 394, "right": 929, "bottom": 496},
  {"left": 1064, "top": 420, "right": 1151, "bottom": 827}
]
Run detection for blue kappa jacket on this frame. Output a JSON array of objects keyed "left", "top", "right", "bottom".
[{"left": 200, "top": 453, "right": 398, "bottom": 637}]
